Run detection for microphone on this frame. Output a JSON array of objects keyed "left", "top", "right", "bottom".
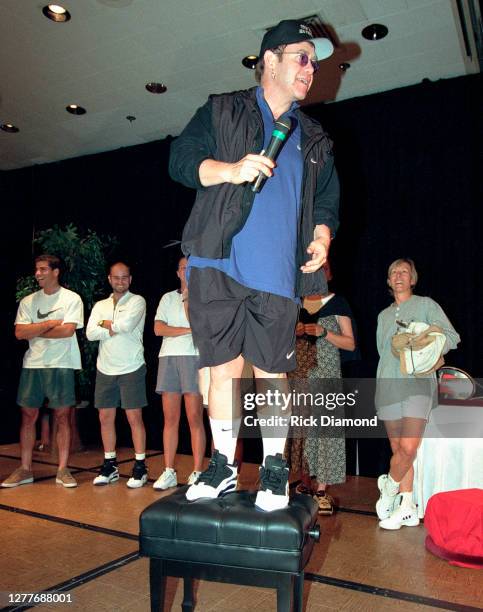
[{"left": 252, "top": 114, "right": 292, "bottom": 193}]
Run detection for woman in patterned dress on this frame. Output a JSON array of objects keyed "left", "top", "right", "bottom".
[{"left": 287, "top": 264, "right": 356, "bottom": 514}]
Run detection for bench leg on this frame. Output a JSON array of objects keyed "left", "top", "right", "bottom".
[
  {"left": 182, "top": 576, "right": 195, "bottom": 611},
  {"left": 150, "top": 558, "right": 166, "bottom": 612},
  {"left": 293, "top": 572, "right": 304, "bottom": 612},
  {"left": 276, "top": 575, "right": 292, "bottom": 612}
]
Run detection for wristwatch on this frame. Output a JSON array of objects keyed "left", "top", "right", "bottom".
[{"left": 98, "top": 320, "right": 104, "bottom": 327}]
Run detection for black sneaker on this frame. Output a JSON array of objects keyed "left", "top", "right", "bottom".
[
  {"left": 255, "top": 453, "right": 290, "bottom": 511},
  {"left": 93, "top": 460, "right": 119, "bottom": 486},
  {"left": 127, "top": 461, "right": 148, "bottom": 489},
  {"left": 185, "top": 450, "right": 237, "bottom": 501}
]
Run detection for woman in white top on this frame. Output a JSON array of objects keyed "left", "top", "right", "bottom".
[{"left": 152, "top": 257, "right": 206, "bottom": 490}]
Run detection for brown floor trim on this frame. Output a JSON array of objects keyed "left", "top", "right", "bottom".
[
  {"left": 0, "top": 503, "right": 137, "bottom": 541},
  {"left": 337, "top": 506, "right": 378, "bottom": 517}
]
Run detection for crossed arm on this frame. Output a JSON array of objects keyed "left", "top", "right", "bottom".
[
  {"left": 154, "top": 320, "right": 191, "bottom": 337},
  {"left": 15, "top": 320, "right": 76, "bottom": 340}
]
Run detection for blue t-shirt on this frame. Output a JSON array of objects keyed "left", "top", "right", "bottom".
[{"left": 189, "top": 87, "right": 303, "bottom": 299}]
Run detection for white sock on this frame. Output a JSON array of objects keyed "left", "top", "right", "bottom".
[
  {"left": 135, "top": 453, "right": 146, "bottom": 461},
  {"left": 262, "top": 437, "right": 288, "bottom": 463},
  {"left": 105, "top": 451, "right": 116, "bottom": 460},
  {"left": 209, "top": 417, "right": 241, "bottom": 464},
  {"left": 259, "top": 410, "right": 290, "bottom": 463},
  {"left": 164, "top": 467, "right": 175, "bottom": 474},
  {"left": 387, "top": 473, "right": 400, "bottom": 495},
  {"left": 400, "top": 491, "right": 414, "bottom": 508}
]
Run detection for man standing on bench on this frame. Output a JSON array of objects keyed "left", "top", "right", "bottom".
[{"left": 169, "top": 19, "right": 339, "bottom": 511}]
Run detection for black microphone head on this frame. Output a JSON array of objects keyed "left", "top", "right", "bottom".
[{"left": 274, "top": 115, "right": 292, "bottom": 136}]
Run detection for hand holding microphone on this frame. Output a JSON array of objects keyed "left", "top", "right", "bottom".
[
  {"left": 205, "top": 113, "right": 292, "bottom": 188},
  {"left": 252, "top": 114, "right": 292, "bottom": 193}
]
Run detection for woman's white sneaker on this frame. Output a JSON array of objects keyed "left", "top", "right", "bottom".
[
  {"left": 379, "top": 502, "right": 419, "bottom": 530},
  {"left": 376, "top": 474, "right": 398, "bottom": 519},
  {"left": 153, "top": 468, "right": 177, "bottom": 490},
  {"left": 187, "top": 470, "right": 202, "bottom": 486}
]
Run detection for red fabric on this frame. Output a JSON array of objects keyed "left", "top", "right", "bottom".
[{"left": 424, "top": 489, "right": 483, "bottom": 569}]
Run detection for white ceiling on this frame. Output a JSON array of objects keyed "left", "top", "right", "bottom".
[{"left": 0, "top": 0, "right": 480, "bottom": 170}]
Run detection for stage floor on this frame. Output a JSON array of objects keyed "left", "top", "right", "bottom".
[{"left": 0, "top": 444, "right": 481, "bottom": 611}]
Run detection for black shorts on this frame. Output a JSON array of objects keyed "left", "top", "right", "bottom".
[
  {"left": 94, "top": 365, "right": 147, "bottom": 409},
  {"left": 188, "top": 267, "right": 298, "bottom": 374}
]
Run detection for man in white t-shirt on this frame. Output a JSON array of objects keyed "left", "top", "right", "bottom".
[
  {"left": 2, "top": 255, "right": 84, "bottom": 489},
  {"left": 86, "top": 262, "right": 148, "bottom": 488},
  {"left": 153, "top": 257, "right": 206, "bottom": 490}
]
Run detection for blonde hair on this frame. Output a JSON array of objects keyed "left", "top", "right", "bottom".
[{"left": 387, "top": 258, "right": 418, "bottom": 295}]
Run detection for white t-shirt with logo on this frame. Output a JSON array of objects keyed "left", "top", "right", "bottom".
[
  {"left": 15, "top": 287, "right": 84, "bottom": 369},
  {"left": 155, "top": 290, "right": 198, "bottom": 357}
]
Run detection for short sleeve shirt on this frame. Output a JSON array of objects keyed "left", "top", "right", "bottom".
[
  {"left": 155, "top": 290, "right": 198, "bottom": 357},
  {"left": 15, "top": 287, "right": 84, "bottom": 369}
]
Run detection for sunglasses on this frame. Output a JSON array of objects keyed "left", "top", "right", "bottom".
[{"left": 279, "top": 51, "right": 319, "bottom": 73}]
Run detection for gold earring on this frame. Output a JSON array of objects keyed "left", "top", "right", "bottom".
[{"left": 271, "top": 70, "right": 276, "bottom": 80}]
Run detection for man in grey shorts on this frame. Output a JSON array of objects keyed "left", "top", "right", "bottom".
[
  {"left": 153, "top": 257, "right": 205, "bottom": 490},
  {"left": 2, "top": 254, "right": 83, "bottom": 489},
  {"left": 86, "top": 262, "right": 148, "bottom": 488}
]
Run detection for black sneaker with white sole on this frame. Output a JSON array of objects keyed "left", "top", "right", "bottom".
[
  {"left": 186, "top": 450, "right": 237, "bottom": 501},
  {"left": 93, "top": 460, "right": 119, "bottom": 486},
  {"left": 255, "top": 453, "right": 290, "bottom": 512},
  {"left": 127, "top": 461, "right": 148, "bottom": 489}
]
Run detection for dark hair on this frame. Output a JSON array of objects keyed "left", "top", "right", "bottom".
[
  {"left": 255, "top": 45, "right": 286, "bottom": 83},
  {"left": 109, "top": 261, "right": 131, "bottom": 275},
  {"left": 35, "top": 254, "right": 62, "bottom": 272}
]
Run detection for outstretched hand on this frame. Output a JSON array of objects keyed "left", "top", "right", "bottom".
[{"left": 300, "top": 237, "right": 329, "bottom": 273}]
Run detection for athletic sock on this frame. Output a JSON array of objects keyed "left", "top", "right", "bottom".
[
  {"left": 261, "top": 437, "right": 289, "bottom": 464},
  {"left": 105, "top": 451, "right": 116, "bottom": 461},
  {"left": 260, "top": 412, "right": 289, "bottom": 463},
  {"left": 400, "top": 491, "right": 414, "bottom": 508},
  {"left": 387, "top": 473, "right": 400, "bottom": 495},
  {"left": 209, "top": 417, "right": 241, "bottom": 464},
  {"left": 135, "top": 453, "right": 146, "bottom": 461}
]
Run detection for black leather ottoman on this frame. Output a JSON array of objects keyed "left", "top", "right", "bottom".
[{"left": 139, "top": 488, "right": 319, "bottom": 611}]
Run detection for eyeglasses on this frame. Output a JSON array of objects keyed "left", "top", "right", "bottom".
[{"left": 279, "top": 51, "right": 319, "bottom": 73}]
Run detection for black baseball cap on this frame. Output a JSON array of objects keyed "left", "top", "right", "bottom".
[
  {"left": 258, "top": 19, "right": 334, "bottom": 60},
  {"left": 259, "top": 19, "right": 334, "bottom": 61}
]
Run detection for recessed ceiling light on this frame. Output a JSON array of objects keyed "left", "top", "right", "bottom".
[
  {"left": 242, "top": 55, "right": 258, "bottom": 70},
  {"left": 66, "top": 104, "right": 86, "bottom": 115},
  {"left": 145, "top": 82, "right": 167, "bottom": 94},
  {"left": 0, "top": 123, "right": 19, "bottom": 133},
  {"left": 42, "top": 4, "right": 71, "bottom": 22},
  {"left": 362, "top": 24, "right": 388, "bottom": 41},
  {"left": 339, "top": 63, "right": 351, "bottom": 71}
]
